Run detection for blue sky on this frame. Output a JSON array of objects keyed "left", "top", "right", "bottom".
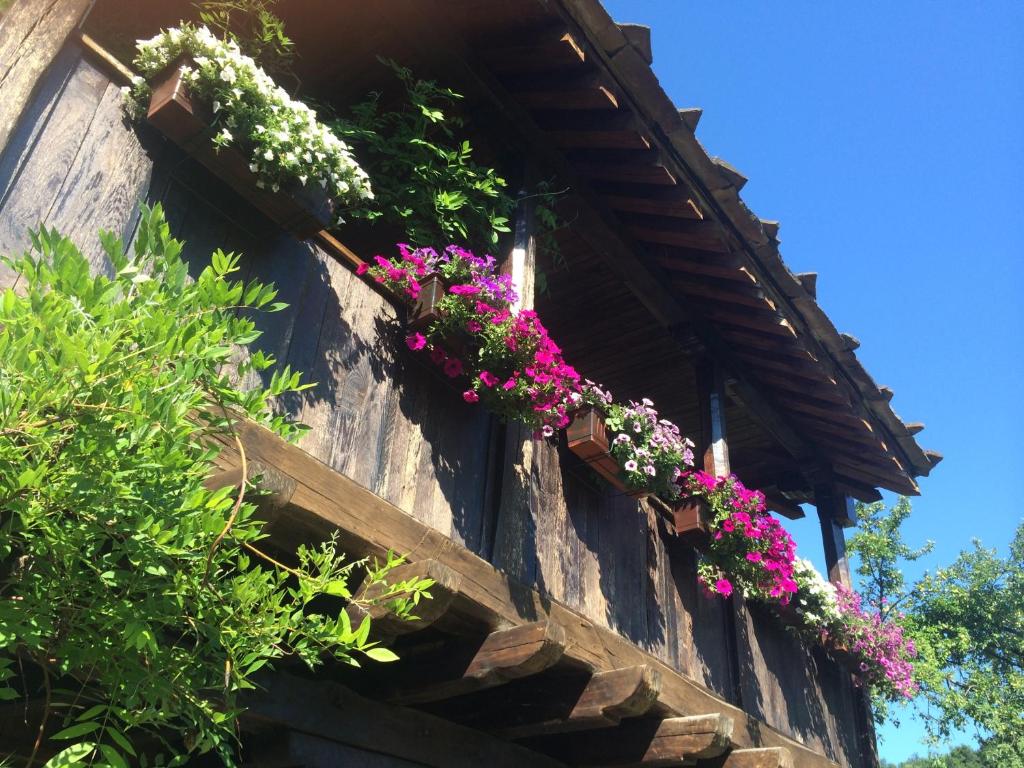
[{"left": 602, "top": 1, "right": 1023, "bottom": 761}]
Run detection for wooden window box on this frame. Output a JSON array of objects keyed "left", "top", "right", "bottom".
[
  {"left": 565, "top": 406, "right": 648, "bottom": 499},
  {"left": 408, "top": 273, "right": 446, "bottom": 329},
  {"left": 666, "top": 496, "right": 712, "bottom": 549},
  {"left": 145, "top": 56, "right": 332, "bottom": 239}
]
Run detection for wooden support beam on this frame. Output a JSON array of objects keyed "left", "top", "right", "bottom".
[
  {"left": 346, "top": 559, "right": 461, "bottom": 639},
  {"left": 245, "top": 674, "right": 565, "bottom": 768},
  {"left": 672, "top": 280, "right": 775, "bottom": 311},
  {"left": 482, "top": 33, "right": 588, "bottom": 73},
  {"left": 601, "top": 191, "right": 701, "bottom": 219},
  {"left": 550, "top": 128, "right": 651, "bottom": 150},
  {"left": 204, "top": 460, "right": 296, "bottom": 513},
  {"left": 575, "top": 160, "right": 677, "bottom": 186},
  {"left": 627, "top": 220, "right": 730, "bottom": 253},
  {"left": 814, "top": 481, "right": 854, "bottom": 587},
  {"left": 387, "top": 620, "right": 568, "bottom": 705},
  {"left": 695, "top": 358, "right": 730, "bottom": 477},
  {"left": 516, "top": 83, "right": 620, "bottom": 110},
  {"left": 523, "top": 714, "right": 734, "bottom": 765},
  {"left": 497, "top": 665, "right": 661, "bottom": 739},
  {"left": 717, "top": 747, "right": 794, "bottom": 768}
]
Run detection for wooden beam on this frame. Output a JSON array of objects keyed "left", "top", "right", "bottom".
[
  {"left": 677, "top": 107, "right": 702, "bottom": 132},
  {"left": 523, "top": 714, "right": 734, "bottom": 765},
  {"left": 601, "top": 192, "right": 701, "bottom": 219},
  {"left": 575, "top": 160, "right": 676, "bottom": 186},
  {"left": 627, "top": 221, "right": 730, "bottom": 253},
  {"left": 719, "top": 747, "right": 794, "bottom": 768},
  {"left": 695, "top": 358, "right": 730, "bottom": 477},
  {"left": 549, "top": 128, "right": 650, "bottom": 150},
  {"left": 245, "top": 674, "right": 565, "bottom": 768},
  {"left": 482, "top": 33, "right": 588, "bottom": 73},
  {"left": 387, "top": 620, "right": 567, "bottom": 705},
  {"left": 814, "top": 480, "right": 854, "bottom": 586},
  {"left": 672, "top": 280, "right": 776, "bottom": 311},
  {"left": 0, "top": 0, "right": 92, "bottom": 155},
  {"left": 346, "top": 559, "right": 462, "bottom": 639},
  {"left": 498, "top": 666, "right": 661, "bottom": 739},
  {"left": 516, "top": 84, "right": 619, "bottom": 110}
]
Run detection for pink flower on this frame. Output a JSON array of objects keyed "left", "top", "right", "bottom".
[
  {"left": 449, "top": 284, "right": 480, "bottom": 295},
  {"left": 356, "top": 262, "right": 369, "bottom": 275},
  {"left": 429, "top": 346, "right": 446, "bottom": 365},
  {"left": 405, "top": 333, "right": 427, "bottom": 351},
  {"left": 479, "top": 371, "right": 499, "bottom": 388},
  {"left": 715, "top": 579, "right": 733, "bottom": 597},
  {"left": 542, "top": 425, "right": 554, "bottom": 438},
  {"left": 466, "top": 320, "right": 483, "bottom": 333},
  {"left": 745, "top": 551, "right": 763, "bottom": 563},
  {"left": 462, "top": 389, "right": 479, "bottom": 403},
  {"left": 443, "top": 358, "right": 464, "bottom": 378},
  {"left": 503, "top": 378, "right": 517, "bottom": 390}
]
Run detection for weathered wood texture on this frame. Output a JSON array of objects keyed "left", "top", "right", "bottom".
[
  {"left": 0, "top": 43, "right": 861, "bottom": 768},
  {"left": 0, "top": 0, "right": 92, "bottom": 158}
]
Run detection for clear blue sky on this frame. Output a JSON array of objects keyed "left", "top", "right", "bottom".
[{"left": 602, "top": 1, "right": 1023, "bottom": 761}]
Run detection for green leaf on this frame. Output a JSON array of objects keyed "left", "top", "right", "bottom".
[
  {"left": 42, "top": 743, "right": 96, "bottom": 766},
  {"left": 363, "top": 646, "right": 399, "bottom": 663},
  {"left": 51, "top": 722, "right": 101, "bottom": 740}
]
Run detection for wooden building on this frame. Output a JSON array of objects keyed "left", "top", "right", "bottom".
[{"left": 0, "top": 1, "right": 939, "bottom": 766}]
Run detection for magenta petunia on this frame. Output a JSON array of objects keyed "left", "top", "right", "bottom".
[
  {"left": 462, "top": 389, "right": 479, "bottom": 403},
  {"left": 449, "top": 284, "right": 480, "bottom": 295},
  {"left": 443, "top": 358, "right": 464, "bottom": 378},
  {"left": 715, "top": 578, "right": 733, "bottom": 597},
  {"left": 405, "top": 333, "right": 427, "bottom": 351},
  {"left": 356, "top": 262, "right": 369, "bottom": 275},
  {"left": 479, "top": 371, "right": 500, "bottom": 388}
]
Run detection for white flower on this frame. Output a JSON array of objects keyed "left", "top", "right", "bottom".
[
  {"left": 220, "top": 65, "right": 237, "bottom": 83},
  {"left": 263, "top": 149, "right": 274, "bottom": 160},
  {"left": 216, "top": 128, "right": 232, "bottom": 143},
  {"left": 212, "top": 100, "right": 222, "bottom": 113}
]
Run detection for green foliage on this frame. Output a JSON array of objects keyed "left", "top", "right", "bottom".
[
  {"left": 0, "top": 205, "right": 429, "bottom": 766},
  {"left": 849, "top": 497, "right": 934, "bottom": 620},
  {"left": 881, "top": 744, "right": 988, "bottom": 768},
  {"left": 194, "top": 0, "right": 295, "bottom": 79},
  {"left": 332, "top": 58, "right": 513, "bottom": 250},
  {"left": 909, "top": 524, "right": 1024, "bottom": 766},
  {"left": 849, "top": 499, "right": 1024, "bottom": 765}
]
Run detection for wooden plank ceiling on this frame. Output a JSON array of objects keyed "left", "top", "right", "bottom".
[{"left": 446, "top": 1, "right": 939, "bottom": 503}]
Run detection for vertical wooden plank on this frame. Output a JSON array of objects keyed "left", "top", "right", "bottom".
[
  {"left": 0, "top": 0, "right": 92, "bottom": 155},
  {"left": 0, "top": 50, "right": 107, "bottom": 285},
  {"left": 491, "top": 185, "right": 539, "bottom": 583},
  {"left": 45, "top": 80, "right": 157, "bottom": 275}
]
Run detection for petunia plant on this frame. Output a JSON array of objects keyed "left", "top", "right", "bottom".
[
  {"left": 363, "top": 243, "right": 579, "bottom": 431},
  {"left": 679, "top": 472, "right": 798, "bottom": 603},
  {"left": 604, "top": 398, "right": 695, "bottom": 500},
  {"left": 126, "top": 24, "right": 373, "bottom": 214}
]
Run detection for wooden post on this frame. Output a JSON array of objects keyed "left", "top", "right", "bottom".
[
  {"left": 694, "top": 357, "right": 730, "bottom": 476},
  {"left": 491, "top": 181, "right": 539, "bottom": 574},
  {"left": 814, "top": 480, "right": 853, "bottom": 588}
]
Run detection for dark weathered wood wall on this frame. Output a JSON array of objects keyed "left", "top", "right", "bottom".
[{"left": 0, "top": 43, "right": 863, "bottom": 768}]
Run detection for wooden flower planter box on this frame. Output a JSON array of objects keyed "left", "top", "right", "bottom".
[
  {"left": 146, "top": 56, "right": 332, "bottom": 238},
  {"left": 408, "top": 273, "right": 446, "bottom": 330},
  {"left": 825, "top": 637, "right": 861, "bottom": 673},
  {"left": 667, "top": 496, "right": 712, "bottom": 549},
  {"left": 566, "top": 407, "right": 647, "bottom": 499}
]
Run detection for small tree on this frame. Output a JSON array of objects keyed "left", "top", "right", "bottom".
[
  {"left": 848, "top": 499, "right": 1024, "bottom": 766},
  {"left": 0, "top": 205, "right": 430, "bottom": 767}
]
